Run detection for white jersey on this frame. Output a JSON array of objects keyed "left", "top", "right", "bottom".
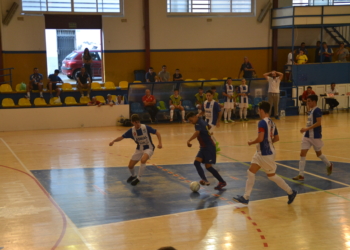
[
  {"left": 131, "top": 124, "right": 155, "bottom": 150},
  {"left": 239, "top": 85, "right": 249, "bottom": 104},
  {"left": 202, "top": 100, "right": 220, "bottom": 126},
  {"left": 224, "top": 84, "right": 234, "bottom": 103},
  {"left": 256, "top": 118, "right": 278, "bottom": 156}
]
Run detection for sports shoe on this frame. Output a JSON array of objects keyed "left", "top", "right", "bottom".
[
  {"left": 215, "top": 142, "right": 221, "bottom": 153},
  {"left": 224, "top": 120, "right": 228, "bottom": 124},
  {"left": 228, "top": 119, "right": 234, "bottom": 123},
  {"left": 130, "top": 178, "right": 140, "bottom": 186},
  {"left": 25, "top": 95, "right": 30, "bottom": 99},
  {"left": 199, "top": 180, "right": 210, "bottom": 186},
  {"left": 244, "top": 118, "right": 249, "bottom": 121},
  {"left": 292, "top": 175, "right": 304, "bottom": 181},
  {"left": 240, "top": 119, "right": 243, "bottom": 122},
  {"left": 54, "top": 97, "right": 61, "bottom": 104},
  {"left": 126, "top": 176, "right": 137, "bottom": 183},
  {"left": 275, "top": 116, "right": 280, "bottom": 120},
  {"left": 288, "top": 190, "right": 297, "bottom": 204},
  {"left": 327, "top": 163, "right": 333, "bottom": 176},
  {"left": 232, "top": 195, "right": 249, "bottom": 205},
  {"left": 214, "top": 181, "right": 227, "bottom": 190}
]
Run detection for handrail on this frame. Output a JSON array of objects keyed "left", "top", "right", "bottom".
[{"left": 0, "top": 68, "right": 14, "bottom": 86}]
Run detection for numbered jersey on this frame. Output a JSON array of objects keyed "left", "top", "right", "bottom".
[
  {"left": 256, "top": 118, "right": 278, "bottom": 156},
  {"left": 223, "top": 84, "right": 234, "bottom": 103},
  {"left": 238, "top": 85, "right": 249, "bottom": 104},
  {"left": 304, "top": 107, "right": 322, "bottom": 139},
  {"left": 122, "top": 124, "right": 156, "bottom": 150},
  {"left": 202, "top": 100, "right": 221, "bottom": 126}
]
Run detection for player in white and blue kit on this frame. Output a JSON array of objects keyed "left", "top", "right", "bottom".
[
  {"left": 233, "top": 101, "right": 297, "bottom": 205},
  {"left": 293, "top": 95, "right": 333, "bottom": 181},
  {"left": 109, "top": 114, "right": 162, "bottom": 186},
  {"left": 222, "top": 77, "right": 235, "bottom": 123},
  {"left": 238, "top": 78, "right": 250, "bottom": 121}
]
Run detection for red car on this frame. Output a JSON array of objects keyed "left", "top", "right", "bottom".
[{"left": 61, "top": 50, "right": 102, "bottom": 79}]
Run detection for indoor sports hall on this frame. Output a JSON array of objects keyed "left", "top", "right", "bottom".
[{"left": 1, "top": 1, "right": 350, "bottom": 250}]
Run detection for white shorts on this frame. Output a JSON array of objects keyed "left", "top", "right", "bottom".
[
  {"left": 301, "top": 137, "right": 324, "bottom": 151},
  {"left": 239, "top": 103, "right": 248, "bottom": 108},
  {"left": 131, "top": 149, "right": 154, "bottom": 161},
  {"left": 224, "top": 102, "right": 234, "bottom": 109},
  {"left": 251, "top": 152, "right": 277, "bottom": 173}
]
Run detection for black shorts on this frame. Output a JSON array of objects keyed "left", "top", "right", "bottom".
[
  {"left": 50, "top": 82, "right": 58, "bottom": 90},
  {"left": 31, "top": 82, "right": 41, "bottom": 90},
  {"left": 196, "top": 147, "right": 216, "bottom": 164}
]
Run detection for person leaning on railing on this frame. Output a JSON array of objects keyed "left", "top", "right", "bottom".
[
  {"left": 335, "top": 42, "right": 349, "bottom": 62},
  {"left": 296, "top": 50, "right": 308, "bottom": 64}
]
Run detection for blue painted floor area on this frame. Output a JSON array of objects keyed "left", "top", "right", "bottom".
[{"left": 31, "top": 160, "right": 350, "bottom": 228}]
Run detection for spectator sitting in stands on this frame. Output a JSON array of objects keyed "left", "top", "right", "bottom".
[
  {"left": 142, "top": 89, "right": 158, "bottom": 123},
  {"left": 155, "top": 76, "right": 160, "bottom": 82},
  {"left": 173, "top": 69, "right": 183, "bottom": 81},
  {"left": 76, "top": 67, "right": 91, "bottom": 98},
  {"left": 302, "top": 86, "right": 316, "bottom": 111},
  {"left": 158, "top": 65, "right": 170, "bottom": 82},
  {"left": 335, "top": 42, "right": 349, "bottom": 62},
  {"left": 297, "top": 42, "right": 308, "bottom": 55},
  {"left": 88, "top": 97, "right": 103, "bottom": 107},
  {"left": 320, "top": 42, "right": 333, "bottom": 62},
  {"left": 296, "top": 50, "right": 308, "bottom": 64},
  {"left": 25, "top": 67, "right": 43, "bottom": 99},
  {"left": 106, "top": 94, "right": 116, "bottom": 106},
  {"left": 116, "top": 95, "right": 125, "bottom": 105},
  {"left": 238, "top": 57, "right": 255, "bottom": 79},
  {"left": 195, "top": 87, "right": 206, "bottom": 113},
  {"left": 146, "top": 67, "right": 156, "bottom": 82},
  {"left": 48, "top": 69, "right": 63, "bottom": 103},
  {"left": 315, "top": 41, "right": 321, "bottom": 62},
  {"left": 169, "top": 88, "right": 185, "bottom": 122},
  {"left": 326, "top": 83, "right": 339, "bottom": 111}
]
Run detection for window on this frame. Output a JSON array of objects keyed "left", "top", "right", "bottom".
[
  {"left": 293, "top": 0, "right": 350, "bottom": 6},
  {"left": 167, "top": 0, "right": 253, "bottom": 14},
  {"left": 22, "top": 0, "right": 121, "bottom": 13}
]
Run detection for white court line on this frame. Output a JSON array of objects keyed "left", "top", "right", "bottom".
[
  {"left": 0, "top": 138, "right": 94, "bottom": 250},
  {"left": 276, "top": 148, "right": 350, "bottom": 161}
]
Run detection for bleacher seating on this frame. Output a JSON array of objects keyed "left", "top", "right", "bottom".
[
  {"left": 2, "top": 98, "right": 15, "bottom": 107},
  {"left": 34, "top": 98, "right": 47, "bottom": 106},
  {"left": 104, "top": 82, "right": 115, "bottom": 90},
  {"left": 62, "top": 83, "right": 73, "bottom": 90},
  {"left": 18, "top": 98, "right": 31, "bottom": 107},
  {"left": 91, "top": 82, "right": 102, "bottom": 90},
  {"left": 95, "top": 95, "right": 106, "bottom": 103},
  {"left": 16, "top": 83, "right": 26, "bottom": 92},
  {"left": 80, "top": 96, "right": 90, "bottom": 104},
  {"left": 50, "top": 97, "right": 62, "bottom": 106},
  {"left": 65, "top": 96, "right": 78, "bottom": 105},
  {"left": 130, "top": 102, "right": 144, "bottom": 113},
  {"left": 119, "top": 81, "right": 129, "bottom": 89},
  {"left": 0, "top": 84, "right": 13, "bottom": 93}
]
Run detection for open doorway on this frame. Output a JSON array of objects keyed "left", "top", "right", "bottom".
[{"left": 45, "top": 29, "right": 103, "bottom": 83}]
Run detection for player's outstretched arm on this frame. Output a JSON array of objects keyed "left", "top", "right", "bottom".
[
  {"left": 216, "top": 110, "right": 223, "bottom": 128},
  {"left": 300, "top": 117, "right": 322, "bottom": 133},
  {"left": 272, "top": 134, "right": 280, "bottom": 143},
  {"left": 248, "top": 131, "right": 264, "bottom": 146},
  {"left": 155, "top": 131, "right": 162, "bottom": 149},
  {"left": 109, "top": 136, "right": 124, "bottom": 146},
  {"left": 187, "top": 131, "right": 200, "bottom": 147}
]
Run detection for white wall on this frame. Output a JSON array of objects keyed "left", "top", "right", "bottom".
[{"left": 278, "top": 28, "right": 336, "bottom": 47}]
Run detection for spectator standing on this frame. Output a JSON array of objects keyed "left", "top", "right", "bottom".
[
  {"left": 326, "top": 83, "right": 339, "bottom": 111},
  {"left": 296, "top": 50, "right": 308, "bottom": 64},
  {"left": 263, "top": 70, "right": 283, "bottom": 120},
  {"left": 158, "top": 65, "right": 170, "bottom": 82},
  {"left": 222, "top": 77, "right": 235, "bottom": 123},
  {"left": 173, "top": 69, "right": 183, "bottom": 81},
  {"left": 320, "top": 42, "right": 333, "bottom": 62},
  {"left": 88, "top": 97, "right": 103, "bottom": 107},
  {"left": 297, "top": 42, "right": 308, "bottom": 55},
  {"left": 145, "top": 67, "right": 156, "bottom": 82},
  {"left": 26, "top": 68, "right": 43, "bottom": 99},
  {"left": 285, "top": 50, "right": 293, "bottom": 81},
  {"left": 142, "top": 89, "right": 158, "bottom": 123},
  {"left": 238, "top": 57, "right": 255, "bottom": 79},
  {"left": 77, "top": 67, "right": 91, "bottom": 98},
  {"left": 335, "top": 42, "right": 349, "bottom": 62},
  {"left": 82, "top": 48, "right": 93, "bottom": 82},
  {"left": 315, "top": 41, "right": 321, "bottom": 62},
  {"left": 48, "top": 69, "right": 63, "bottom": 103}
]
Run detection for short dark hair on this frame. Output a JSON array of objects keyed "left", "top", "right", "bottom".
[
  {"left": 317, "top": 41, "right": 321, "bottom": 43},
  {"left": 158, "top": 247, "right": 177, "bottom": 250},
  {"left": 211, "top": 86, "right": 216, "bottom": 90},
  {"left": 175, "top": 69, "right": 179, "bottom": 71},
  {"left": 206, "top": 90, "right": 213, "bottom": 95},
  {"left": 339, "top": 42, "right": 344, "bottom": 45},
  {"left": 322, "top": 42, "right": 327, "bottom": 45},
  {"left": 162, "top": 65, "right": 167, "bottom": 68},
  {"left": 54, "top": 69, "right": 59, "bottom": 74},
  {"left": 174, "top": 88, "right": 179, "bottom": 92},
  {"left": 301, "top": 42, "right": 305, "bottom": 45},
  {"left": 307, "top": 86, "right": 312, "bottom": 89},
  {"left": 149, "top": 67, "right": 153, "bottom": 70},
  {"left": 331, "top": 82, "right": 336, "bottom": 86},
  {"left": 258, "top": 101, "right": 270, "bottom": 114},
  {"left": 198, "top": 87, "right": 203, "bottom": 90},
  {"left": 185, "top": 112, "right": 197, "bottom": 120},
  {"left": 307, "top": 94, "right": 318, "bottom": 103},
  {"left": 33, "top": 67, "right": 38, "bottom": 70},
  {"left": 131, "top": 114, "right": 140, "bottom": 122},
  {"left": 227, "top": 77, "right": 232, "bottom": 80}
]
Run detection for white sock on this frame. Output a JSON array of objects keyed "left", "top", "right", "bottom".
[
  {"left": 129, "top": 167, "right": 135, "bottom": 177},
  {"left": 224, "top": 110, "right": 228, "bottom": 120},
  {"left": 137, "top": 163, "right": 146, "bottom": 180},
  {"left": 27, "top": 92, "right": 30, "bottom": 97},
  {"left": 243, "top": 170, "right": 255, "bottom": 200},
  {"left": 268, "top": 175, "right": 293, "bottom": 195},
  {"left": 239, "top": 108, "right": 243, "bottom": 119},
  {"left": 170, "top": 110, "right": 174, "bottom": 119},
  {"left": 318, "top": 154, "right": 331, "bottom": 167},
  {"left": 244, "top": 108, "right": 247, "bottom": 119},
  {"left": 227, "top": 108, "right": 232, "bottom": 120},
  {"left": 181, "top": 110, "right": 185, "bottom": 120},
  {"left": 299, "top": 157, "right": 306, "bottom": 176},
  {"left": 40, "top": 92, "right": 43, "bottom": 97}
]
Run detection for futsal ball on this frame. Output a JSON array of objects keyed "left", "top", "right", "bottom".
[{"left": 190, "top": 181, "right": 200, "bottom": 192}]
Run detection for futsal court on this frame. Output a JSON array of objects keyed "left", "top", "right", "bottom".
[{"left": 1, "top": 112, "right": 350, "bottom": 250}]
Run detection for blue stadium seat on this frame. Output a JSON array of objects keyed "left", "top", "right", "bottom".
[
  {"left": 254, "top": 97, "right": 263, "bottom": 106},
  {"left": 157, "top": 101, "right": 169, "bottom": 112},
  {"left": 182, "top": 100, "right": 196, "bottom": 111},
  {"left": 130, "top": 102, "right": 144, "bottom": 113}
]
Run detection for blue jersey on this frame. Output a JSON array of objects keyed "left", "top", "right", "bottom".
[
  {"left": 238, "top": 85, "right": 249, "bottom": 104},
  {"left": 304, "top": 107, "right": 322, "bottom": 139},
  {"left": 223, "top": 84, "right": 234, "bottom": 103},
  {"left": 48, "top": 74, "right": 62, "bottom": 82},
  {"left": 122, "top": 124, "right": 157, "bottom": 150},
  {"left": 30, "top": 73, "right": 43, "bottom": 83},
  {"left": 195, "top": 119, "right": 215, "bottom": 148},
  {"left": 257, "top": 118, "right": 278, "bottom": 156},
  {"left": 201, "top": 100, "right": 221, "bottom": 126}
]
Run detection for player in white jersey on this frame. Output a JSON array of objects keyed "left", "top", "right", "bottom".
[
  {"left": 222, "top": 77, "right": 235, "bottom": 124},
  {"left": 109, "top": 114, "right": 162, "bottom": 186},
  {"left": 233, "top": 101, "right": 297, "bottom": 205},
  {"left": 238, "top": 78, "right": 250, "bottom": 121},
  {"left": 293, "top": 94, "right": 333, "bottom": 181}
]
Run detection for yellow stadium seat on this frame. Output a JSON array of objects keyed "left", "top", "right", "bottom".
[
  {"left": 119, "top": 81, "right": 129, "bottom": 89},
  {"left": 198, "top": 78, "right": 206, "bottom": 81},
  {"left": 95, "top": 95, "right": 106, "bottom": 103},
  {"left": 111, "top": 95, "right": 117, "bottom": 102},
  {"left": 18, "top": 98, "right": 31, "bottom": 107},
  {"left": 80, "top": 96, "right": 90, "bottom": 104},
  {"left": 91, "top": 82, "right": 102, "bottom": 90},
  {"left": 49, "top": 97, "right": 62, "bottom": 106},
  {"left": 2, "top": 98, "right": 15, "bottom": 107},
  {"left": 222, "top": 77, "right": 228, "bottom": 80},
  {"left": 133, "top": 81, "right": 141, "bottom": 83},
  {"left": 64, "top": 96, "right": 78, "bottom": 105},
  {"left": 185, "top": 79, "right": 193, "bottom": 81},
  {"left": 16, "top": 83, "right": 26, "bottom": 92},
  {"left": 0, "top": 84, "right": 13, "bottom": 92},
  {"left": 34, "top": 98, "right": 47, "bottom": 106},
  {"left": 104, "top": 81, "right": 115, "bottom": 90},
  {"left": 210, "top": 78, "right": 218, "bottom": 80},
  {"left": 62, "top": 83, "right": 73, "bottom": 90}
]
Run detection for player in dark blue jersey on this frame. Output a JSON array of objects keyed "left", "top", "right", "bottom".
[
  {"left": 293, "top": 94, "right": 333, "bottom": 181},
  {"left": 109, "top": 114, "right": 162, "bottom": 186},
  {"left": 186, "top": 112, "right": 226, "bottom": 190}
]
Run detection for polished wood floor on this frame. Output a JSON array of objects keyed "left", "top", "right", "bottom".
[{"left": 1, "top": 112, "right": 350, "bottom": 250}]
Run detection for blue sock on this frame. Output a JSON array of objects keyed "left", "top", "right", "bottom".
[
  {"left": 206, "top": 166, "right": 225, "bottom": 182},
  {"left": 194, "top": 161, "right": 207, "bottom": 181}
]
